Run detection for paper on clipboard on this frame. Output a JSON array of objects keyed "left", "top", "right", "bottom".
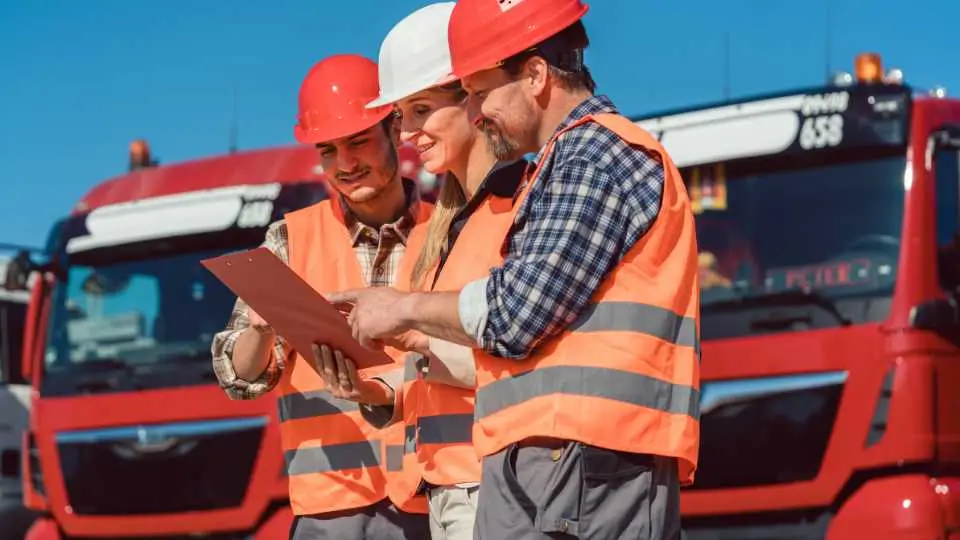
[{"left": 201, "top": 247, "right": 393, "bottom": 370}]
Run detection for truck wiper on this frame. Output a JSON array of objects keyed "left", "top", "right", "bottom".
[
  {"left": 70, "top": 359, "right": 136, "bottom": 393},
  {"left": 140, "top": 351, "right": 219, "bottom": 382},
  {"left": 67, "top": 357, "right": 134, "bottom": 373},
  {"left": 74, "top": 378, "right": 125, "bottom": 393},
  {"left": 702, "top": 288, "right": 853, "bottom": 327}
]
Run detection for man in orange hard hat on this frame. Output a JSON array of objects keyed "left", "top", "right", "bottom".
[
  {"left": 328, "top": 1, "right": 701, "bottom": 539},
  {"left": 210, "top": 54, "right": 431, "bottom": 539}
]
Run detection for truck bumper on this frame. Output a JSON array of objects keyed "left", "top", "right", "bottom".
[
  {"left": 827, "top": 474, "right": 960, "bottom": 540},
  {"left": 24, "top": 506, "right": 293, "bottom": 539},
  {"left": 683, "top": 474, "right": 960, "bottom": 539}
]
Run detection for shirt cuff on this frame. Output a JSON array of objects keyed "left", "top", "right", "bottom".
[
  {"left": 425, "top": 337, "right": 476, "bottom": 389},
  {"left": 359, "top": 368, "right": 405, "bottom": 429},
  {"left": 458, "top": 277, "right": 490, "bottom": 348},
  {"left": 213, "top": 330, "right": 281, "bottom": 400}
]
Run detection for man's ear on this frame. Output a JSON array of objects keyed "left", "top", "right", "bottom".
[{"left": 524, "top": 56, "right": 550, "bottom": 98}]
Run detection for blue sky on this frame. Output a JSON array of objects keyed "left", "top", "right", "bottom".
[{"left": 1, "top": 0, "right": 957, "bottom": 248}]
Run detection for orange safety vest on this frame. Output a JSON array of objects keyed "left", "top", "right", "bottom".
[
  {"left": 389, "top": 188, "right": 518, "bottom": 507},
  {"left": 470, "top": 113, "right": 702, "bottom": 485},
  {"left": 280, "top": 196, "right": 431, "bottom": 516}
]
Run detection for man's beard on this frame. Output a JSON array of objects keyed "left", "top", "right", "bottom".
[
  {"left": 337, "top": 141, "right": 400, "bottom": 203},
  {"left": 479, "top": 118, "right": 521, "bottom": 161}
]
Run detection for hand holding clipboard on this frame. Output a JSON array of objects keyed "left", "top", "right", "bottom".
[{"left": 201, "top": 247, "right": 394, "bottom": 371}]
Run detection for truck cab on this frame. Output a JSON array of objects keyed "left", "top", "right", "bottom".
[
  {"left": 635, "top": 53, "right": 960, "bottom": 538},
  {"left": 3, "top": 142, "right": 377, "bottom": 539}
]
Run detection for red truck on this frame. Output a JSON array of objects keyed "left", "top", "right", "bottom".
[
  {"left": 632, "top": 53, "right": 960, "bottom": 538},
  {"left": 0, "top": 246, "right": 40, "bottom": 540},
  {"left": 4, "top": 140, "right": 430, "bottom": 539}
]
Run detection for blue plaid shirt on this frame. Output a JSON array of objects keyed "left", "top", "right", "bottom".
[{"left": 458, "top": 95, "right": 666, "bottom": 359}]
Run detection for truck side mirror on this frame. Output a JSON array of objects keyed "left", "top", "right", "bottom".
[
  {"left": 0, "top": 301, "right": 27, "bottom": 385},
  {"left": 3, "top": 250, "right": 35, "bottom": 292},
  {"left": 0, "top": 340, "right": 25, "bottom": 385},
  {"left": 909, "top": 296, "right": 960, "bottom": 347}
]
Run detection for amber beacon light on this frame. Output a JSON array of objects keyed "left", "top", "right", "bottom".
[{"left": 854, "top": 53, "right": 883, "bottom": 83}]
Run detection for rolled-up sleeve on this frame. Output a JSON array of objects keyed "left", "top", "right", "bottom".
[
  {"left": 361, "top": 355, "right": 417, "bottom": 429},
  {"left": 423, "top": 337, "right": 476, "bottom": 389},
  {"left": 209, "top": 220, "right": 291, "bottom": 400},
  {"left": 477, "top": 136, "right": 665, "bottom": 359}
]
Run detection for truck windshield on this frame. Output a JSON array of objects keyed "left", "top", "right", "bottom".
[
  {"left": 42, "top": 247, "right": 242, "bottom": 396},
  {"left": 692, "top": 148, "right": 906, "bottom": 339}
]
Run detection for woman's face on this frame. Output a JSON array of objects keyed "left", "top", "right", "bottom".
[{"left": 398, "top": 87, "right": 475, "bottom": 174}]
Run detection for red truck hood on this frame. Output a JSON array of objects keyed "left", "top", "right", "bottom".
[
  {"left": 682, "top": 323, "right": 935, "bottom": 517},
  {"left": 33, "top": 384, "right": 287, "bottom": 537}
]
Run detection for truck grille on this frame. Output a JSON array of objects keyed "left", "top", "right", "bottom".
[
  {"left": 56, "top": 417, "right": 266, "bottom": 515},
  {"left": 686, "top": 371, "right": 846, "bottom": 490}
]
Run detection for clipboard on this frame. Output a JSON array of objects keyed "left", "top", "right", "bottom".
[{"left": 201, "top": 247, "right": 393, "bottom": 370}]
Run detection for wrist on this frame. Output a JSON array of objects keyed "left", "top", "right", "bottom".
[{"left": 396, "top": 292, "right": 422, "bottom": 332}]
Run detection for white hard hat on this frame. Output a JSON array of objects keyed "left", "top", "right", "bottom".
[{"left": 366, "top": 2, "right": 458, "bottom": 108}]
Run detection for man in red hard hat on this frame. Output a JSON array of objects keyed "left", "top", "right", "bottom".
[
  {"left": 210, "top": 54, "right": 432, "bottom": 539},
  {"left": 328, "top": 1, "right": 701, "bottom": 539}
]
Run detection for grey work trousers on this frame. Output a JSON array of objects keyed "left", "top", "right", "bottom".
[
  {"left": 290, "top": 499, "right": 430, "bottom": 540},
  {"left": 473, "top": 440, "right": 682, "bottom": 540}
]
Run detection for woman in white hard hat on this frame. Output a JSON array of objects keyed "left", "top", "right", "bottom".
[{"left": 354, "top": 3, "right": 526, "bottom": 539}]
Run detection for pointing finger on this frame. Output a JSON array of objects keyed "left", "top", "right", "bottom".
[{"left": 326, "top": 289, "right": 360, "bottom": 306}]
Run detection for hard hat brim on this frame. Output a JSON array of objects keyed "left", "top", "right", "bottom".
[
  {"left": 294, "top": 105, "right": 393, "bottom": 145},
  {"left": 366, "top": 72, "right": 459, "bottom": 109}
]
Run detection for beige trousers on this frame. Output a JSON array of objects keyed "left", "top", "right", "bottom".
[{"left": 427, "top": 485, "right": 479, "bottom": 540}]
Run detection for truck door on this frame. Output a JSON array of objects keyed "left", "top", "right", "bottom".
[
  {"left": 934, "top": 126, "right": 960, "bottom": 292},
  {"left": 913, "top": 125, "right": 960, "bottom": 346}
]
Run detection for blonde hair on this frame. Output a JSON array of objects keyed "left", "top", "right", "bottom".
[
  {"left": 410, "top": 175, "right": 467, "bottom": 290},
  {"left": 408, "top": 82, "right": 473, "bottom": 291}
]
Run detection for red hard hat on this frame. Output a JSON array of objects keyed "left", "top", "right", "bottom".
[
  {"left": 294, "top": 54, "right": 394, "bottom": 145},
  {"left": 448, "top": 0, "right": 589, "bottom": 80}
]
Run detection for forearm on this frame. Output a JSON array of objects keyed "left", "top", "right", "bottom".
[
  {"left": 231, "top": 328, "right": 277, "bottom": 381},
  {"left": 210, "top": 325, "right": 284, "bottom": 400},
  {"left": 400, "top": 291, "right": 477, "bottom": 347}
]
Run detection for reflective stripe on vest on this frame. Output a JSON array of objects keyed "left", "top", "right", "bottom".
[
  {"left": 475, "top": 300, "right": 701, "bottom": 421},
  {"left": 385, "top": 423, "right": 418, "bottom": 472},
  {"left": 385, "top": 358, "right": 421, "bottom": 473},
  {"left": 470, "top": 113, "right": 702, "bottom": 486},
  {"left": 279, "top": 197, "right": 432, "bottom": 516},
  {"left": 417, "top": 414, "right": 474, "bottom": 445}
]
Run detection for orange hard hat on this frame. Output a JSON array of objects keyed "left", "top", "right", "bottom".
[
  {"left": 294, "top": 54, "right": 394, "bottom": 145},
  {"left": 448, "top": 0, "right": 589, "bottom": 80}
]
